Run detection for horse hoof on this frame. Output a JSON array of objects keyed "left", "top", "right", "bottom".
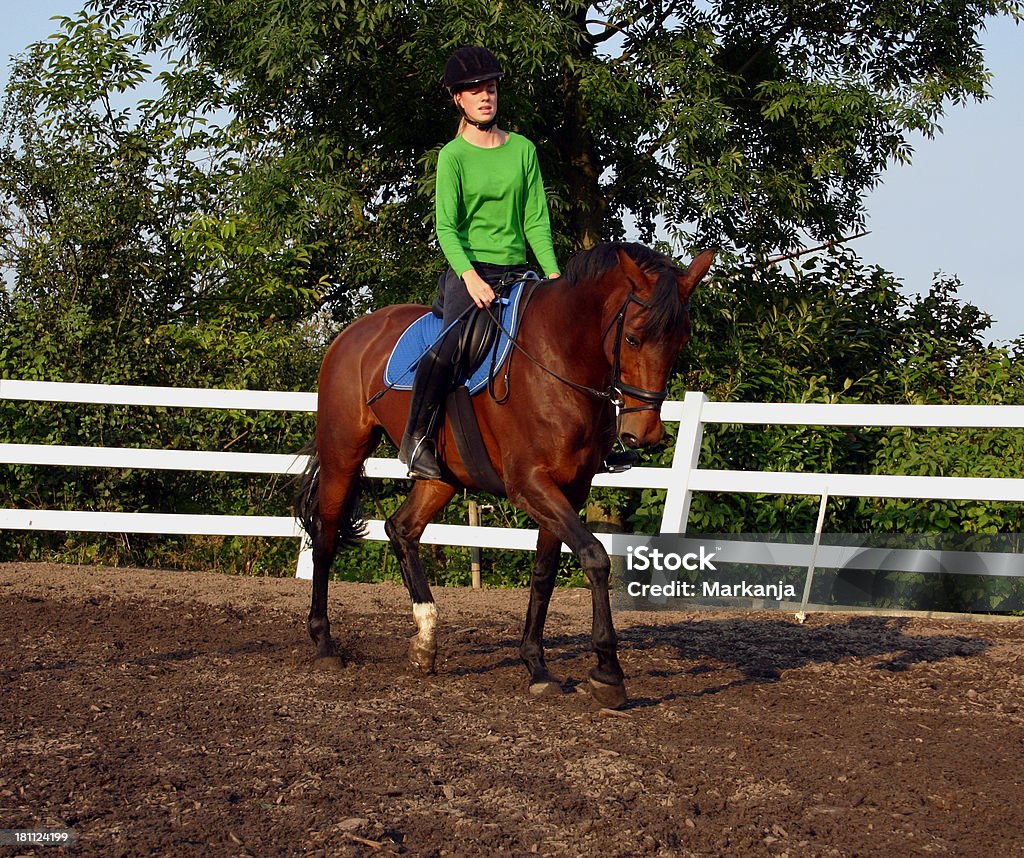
[
  {"left": 528, "top": 679, "right": 564, "bottom": 697},
  {"left": 408, "top": 637, "right": 437, "bottom": 674},
  {"left": 313, "top": 654, "right": 346, "bottom": 672},
  {"left": 588, "top": 676, "right": 628, "bottom": 710}
]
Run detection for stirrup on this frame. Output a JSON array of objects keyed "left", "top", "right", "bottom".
[
  {"left": 601, "top": 449, "right": 639, "bottom": 474},
  {"left": 406, "top": 436, "right": 442, "bottom": 480}
]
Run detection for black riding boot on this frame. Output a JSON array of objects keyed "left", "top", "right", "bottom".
[{"left": 399, "top": 345, "right": 452, "bottom": 480}]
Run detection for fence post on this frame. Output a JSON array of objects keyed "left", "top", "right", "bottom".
[
  {"left": 295, "top": 535, "right": 313, "bottom": 580},
  {"left": 796, "top": 490, "right": 830, "bottom": 621},
  {"left": 660, "top": 391, "right": 708, "bottom": 535},
  {"left": 468, "top": 500, "right": 482, "bottom": 589}
]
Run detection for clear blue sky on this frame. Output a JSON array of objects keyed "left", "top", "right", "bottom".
[
  {"left": 3, "top": 3, "right": 1022, "bottom": 341},
  {"left": 858, "top": 15, "right": 1024, "bottom": 344}
]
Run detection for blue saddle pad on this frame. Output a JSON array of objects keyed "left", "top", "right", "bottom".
[{"left": 383, "top": 277, "right": 533, "bottom": 395}]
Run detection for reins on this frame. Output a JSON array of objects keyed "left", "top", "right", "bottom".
[
  {"left": 481, "top": 277, "right": 622, "bottom": 406},
  {"left": 483, "top": 276, "right": 677, "bottom": 414}
]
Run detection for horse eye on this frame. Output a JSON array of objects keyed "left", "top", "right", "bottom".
[{"left": 625, "top": 334, "right": 641, "bottom": 349}]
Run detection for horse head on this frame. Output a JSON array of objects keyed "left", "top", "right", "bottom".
[{"left": 607, "top": 246, "right": 715, "bottom": 448}]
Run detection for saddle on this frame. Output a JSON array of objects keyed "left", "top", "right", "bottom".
[
  {"left": 382, "top": 276, "right": 534, "bottom": 396},
  {"left": 382, "top": 276, "right": 539, "bottom": 496}
]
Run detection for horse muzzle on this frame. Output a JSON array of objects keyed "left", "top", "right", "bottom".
[
  {"left": 616, "top": 404, "right": 666, "bottom": 448},
  {"left": 612, "top": 382, "right": 666, "bottom": 448},
  {"left": 618, "top": 418, "right": 665, "bottom": 448}
]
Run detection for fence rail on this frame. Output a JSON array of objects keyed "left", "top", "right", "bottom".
[{"left": 4, "top": 380, "right": 1024, "bottom": 610}]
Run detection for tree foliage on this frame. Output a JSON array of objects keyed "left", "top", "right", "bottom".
[
  {"left": 0, "top": 12, "right": 324, "bottom": 573},
  {"left": 0, "top": 11, "right": 327, "bottom": 381},
  {"left": 671, "top": 250, "right": 1024, "bottom": 534},
  {"left": 96, "top": 0, "right": 1020, "bottom": 301}
]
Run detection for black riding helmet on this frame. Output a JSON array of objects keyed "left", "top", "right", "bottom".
[{"left": 443, "top": 45, "right": 504, "bottom": 94}]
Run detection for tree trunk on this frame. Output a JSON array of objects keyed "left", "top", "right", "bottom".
[
  {"left": 555, "top": 37, "right": 606, "bottom": 251},
  {"left": 566, "top": 106, "right": 605, "bottom": 250}
]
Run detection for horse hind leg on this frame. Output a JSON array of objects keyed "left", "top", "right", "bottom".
[
  {"left": 384, "top": 480, "right": 456, "bottom": 673},
  {"left": 296, "top": 441, "right": 373, "bottom": 667}
]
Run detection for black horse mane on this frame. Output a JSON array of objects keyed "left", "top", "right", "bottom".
[{"left": 562, "top": 242, "right": 689, "bottom": 341}]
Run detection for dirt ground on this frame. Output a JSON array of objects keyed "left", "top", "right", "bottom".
[{"left": 2, "top": 562, "right": 1024, "bottom": 857}]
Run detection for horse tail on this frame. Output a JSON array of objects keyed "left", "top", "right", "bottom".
[
  {"left": 293, "top": 438, "right": 367, "bottom": 550},
  {"left": 294, "top": 439, "right": 322, "bottom": 540}
]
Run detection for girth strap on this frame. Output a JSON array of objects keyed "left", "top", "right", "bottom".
[{"left": 445, "top": 385, "right": 507, "bottom": 497}]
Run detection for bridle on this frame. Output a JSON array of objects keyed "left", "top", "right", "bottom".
[{"left": 602, "top": 290, "right": 675, "bottom": 415}]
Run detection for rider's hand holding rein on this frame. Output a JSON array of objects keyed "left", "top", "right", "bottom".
[
  {"left": 465, "top": 267, "right": 560, "bottom": 309},
  {"left": 464, "top": 269, "right": 559, "bottom": 309},
  {"left": 463, "top": 268, "right": 497, "bottom": 308}
]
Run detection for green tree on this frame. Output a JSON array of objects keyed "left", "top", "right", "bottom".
[
  {"left": 100, "top": 0, "right": 1018, "bottom": 283},
  {"left": 0, "top": 12, "right": 323, "bottom": 572},
  {"left": 0, "top": 11, "right": 326, "bottom": 385}
]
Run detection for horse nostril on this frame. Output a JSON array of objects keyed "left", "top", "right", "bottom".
[{"left": 620, "top": 433, "right": 640, "bottom": 448}]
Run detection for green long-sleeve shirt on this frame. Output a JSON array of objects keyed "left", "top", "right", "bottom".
[{"left": 435, "top": 132, "right": 560, "bottom": 278}]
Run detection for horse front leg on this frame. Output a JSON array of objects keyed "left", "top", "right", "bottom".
[
  {"left": 520, "top": 528, "right": 564, "bottom": 696},
  {"left": 509, "top": 480, "right": 627, "bottom": 709},
  {"left": 384, "top": 480, "right": 457, "bottom": 674},
  {"left": 577, "top": 536, "right": 627, "bottom": 708}
]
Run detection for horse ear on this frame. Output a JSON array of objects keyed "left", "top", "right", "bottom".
[
  {"left": 615, "top": 246, "right": 657, "bottom": 297},
  {"left": 678, "top": 249, "right": 716, "bottom": 301}
]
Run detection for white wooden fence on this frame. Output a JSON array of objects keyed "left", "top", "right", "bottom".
[{"left": 3, "top": 379, "right": 1024, "bottom": 605}]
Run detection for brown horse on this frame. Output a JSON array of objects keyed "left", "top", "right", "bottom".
[{"left": 295, "top": 242, "right": 714, "bottom": 708}]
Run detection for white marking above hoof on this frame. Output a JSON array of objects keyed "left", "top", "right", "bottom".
[
  {"left": 412, "top": 601, "right": 438, "bottom": 623},
  {"left": 412, "top": 601, "right": 438, "bottom": 647}
]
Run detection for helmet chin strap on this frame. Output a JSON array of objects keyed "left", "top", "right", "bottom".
[
  {"left": 466, "top": 117, "right": 498, "bottom": 131},
  {"left": 457, "top": 104, "right": 498, "bottom": 132}
]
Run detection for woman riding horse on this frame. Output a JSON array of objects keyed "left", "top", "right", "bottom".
[
  {"left": 296, "top": 46, "right": 715, "bottom": 709},
  {"left": 399, "top": 45, "right": 562, "bottom": 481}
]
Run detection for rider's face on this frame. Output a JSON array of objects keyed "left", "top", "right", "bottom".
[{"left": 455, "top": 81, "right": 498, "bottom": 124}]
